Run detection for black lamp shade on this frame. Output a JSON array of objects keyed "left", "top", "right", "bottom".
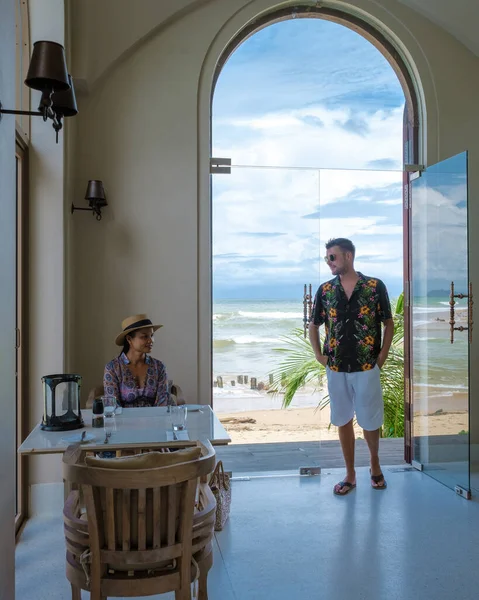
[
  {"left": 51, "top": 74, "right": 78, "bottom": 117},
  {"left": 25, "top": 41, "right": 70, "bottom": 92},
  {"left": 85, "top": 180, "right": 108, "bottom": 207}
]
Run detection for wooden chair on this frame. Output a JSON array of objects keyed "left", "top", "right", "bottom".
[{"left": 63, "top": 440, "right": 216, "bottom": 599}]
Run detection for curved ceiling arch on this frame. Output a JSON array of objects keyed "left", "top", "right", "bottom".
[{"left": 71, "top": 0, "right": 212, "bottom": 93}]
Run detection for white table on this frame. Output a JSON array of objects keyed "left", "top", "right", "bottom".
[{"left": 18, "top": 405, "right": 230, "bottom": 455}]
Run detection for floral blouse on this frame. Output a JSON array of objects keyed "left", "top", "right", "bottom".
[
  {"left": 311, "top": 272, "right": 392, "bottom": 373},
  {"left": 103, "top": 353, "right": 169, "bottom": 407}
]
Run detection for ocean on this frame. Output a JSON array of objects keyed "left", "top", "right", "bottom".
[
  {"left": 213, "top": 299, "right": 304, "bottom": 381},
  {"left": 213, "top": 297, "right": 468, "bottom": 392}
]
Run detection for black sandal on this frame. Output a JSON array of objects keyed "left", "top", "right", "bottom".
[
  {"left": 370, "top": 470, "right": 387, "bottom": 490},
  {"left": 333, "top": 481, "right": 356, "bottom": 495}
]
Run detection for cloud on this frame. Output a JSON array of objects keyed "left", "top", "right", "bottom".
[
  {"left": 302, "top": 211, "right": 321, "bottom": 219},
  {"left": 213, "top": 105, "right": 404, "bottom": 170},
  {"left": 213, "top": 253, "right": 242, "bottom": 259},
  {"left": 337, "top": 116, "right": 369, "bottom": 136},
  {"left": 214, "top": 253, "right": 277, "bottom": 260},
  {"left": 236, "top": 232, "right": 287, "bottom": 238},
  {"left": 211, "top": 17, "right": 405, "bottom": 298},
  {"left": 214, "top": 18, "right": 404, "bottom": 119},
  {"left": 368, "top": 158, "right": 400, "bottom": 169},
  {"left": 300, "top": 115, "right": 324, "bottom": 128}
]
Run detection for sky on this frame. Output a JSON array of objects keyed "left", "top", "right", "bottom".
[{"left": 212, "top": 18, "right": 405, "bottom": 299}]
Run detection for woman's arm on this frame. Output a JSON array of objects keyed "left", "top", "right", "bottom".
[
  {"left": 154, "top": 361, "right": 169, "bottom": 406},
  {"left": 103, "top": 360, "right": 121, "bottom": 403}
]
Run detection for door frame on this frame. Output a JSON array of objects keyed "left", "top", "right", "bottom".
[
  {"left": 15, "top": 132, "right": 29, "bottom": 535},
  {"left": 210, "top": 5, "right": 421, "bottom": 458},
  {"left": 403, "top": 108, "right": 419, "bottom": 462}
]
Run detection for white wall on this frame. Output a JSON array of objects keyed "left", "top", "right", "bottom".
[
  {"left": 69, "top": 0, "right": 205, "bottom": 89},
  {"left": 28, "top": 0, "right": 67, "bottom": 485},
  {"left": 0, "top": 2, "right": 17, "bottom": 595}
]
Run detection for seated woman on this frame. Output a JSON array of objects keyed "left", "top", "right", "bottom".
[{"left": 103, "top": 314, "right": 169, "bottom": 407}]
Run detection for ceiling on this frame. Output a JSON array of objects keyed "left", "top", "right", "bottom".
[{"left": 398, "top": 0, "right": 479, "bottom": 57}]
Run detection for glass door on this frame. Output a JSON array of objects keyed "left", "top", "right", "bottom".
[{"left": 411, "top": 151, "right": 471, "bottom": 496}]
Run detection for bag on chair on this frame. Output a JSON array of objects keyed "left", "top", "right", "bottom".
[{"left": 209, "top": 460, "right": 231, "bottom": 531}]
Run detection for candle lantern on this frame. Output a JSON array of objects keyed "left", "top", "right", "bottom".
[{"left": 41, "top": 373, "right": 84, "bottom": 431}]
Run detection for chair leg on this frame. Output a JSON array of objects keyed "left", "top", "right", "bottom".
[
  {"left": 198, "top": 570, "right": 209, "bottom": 600},
  {"left": 175, "top": 587, "right": 192, "bottom": 600},
  {"left": 70, "top": 583, "right": 81, "bottom": 600}
]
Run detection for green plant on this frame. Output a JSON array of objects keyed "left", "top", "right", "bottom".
[{"left": 271, "top": 293, "right": 405, "bottom": 438}]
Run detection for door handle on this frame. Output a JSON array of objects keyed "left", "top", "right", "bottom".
[{"left": 449, "top": 281, "right": 473, "bottom": 344}]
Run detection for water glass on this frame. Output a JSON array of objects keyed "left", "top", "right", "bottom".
[
  {"left": 102, "top": 395, "right": 117, "bottom": 418},
  {"left": 171, "top": 405, "right": 187, "bottom": 431}
]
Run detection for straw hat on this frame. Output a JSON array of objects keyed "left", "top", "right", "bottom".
[{"left": 115, "top": 314, "right": 163, "bottom": 346}]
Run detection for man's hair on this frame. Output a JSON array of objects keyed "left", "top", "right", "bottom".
[{"left": 325, "top": 238, "right": 356, "bottom": 258}]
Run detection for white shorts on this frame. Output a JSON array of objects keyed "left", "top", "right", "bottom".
[{"left": 325, "top": 365, "right": 384, "bottom": 431}]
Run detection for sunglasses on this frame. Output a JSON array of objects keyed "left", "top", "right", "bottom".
[{"left": 324, "top": 253, "right": 337, "bottom": 263}]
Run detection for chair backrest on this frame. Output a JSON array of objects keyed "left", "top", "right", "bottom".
[{"left": 63, "top": 441, "right": 215, "bottom": 592}]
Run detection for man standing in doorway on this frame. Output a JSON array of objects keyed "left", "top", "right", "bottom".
[{"left": 309, "top": 238, "right": 394, "bottom": 495}]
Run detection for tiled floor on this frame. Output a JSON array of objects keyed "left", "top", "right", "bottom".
[{"left": 16, "top": 466, "right": 479, "bottom": 600}]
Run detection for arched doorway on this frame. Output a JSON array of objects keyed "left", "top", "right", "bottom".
[
  {"left": 204, "top": 3, "right": 472, "bottom": 497},
  {"left": 210, "top": 5, "right": 418, "bottom": 461}
]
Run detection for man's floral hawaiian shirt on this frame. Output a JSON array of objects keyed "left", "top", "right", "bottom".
[{"left": 311, "top": 272, "right": 392, "bottom": 373}]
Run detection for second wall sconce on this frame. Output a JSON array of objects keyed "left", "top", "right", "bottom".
[
  {"left": 0, "top": 40, "right": 78, "bottom": 142},
  {"left": 71, "top": 180, "right": 108, "bottom": 221}
]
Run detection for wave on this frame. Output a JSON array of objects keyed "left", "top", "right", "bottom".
[
  {"left": 414, "top": 383, "right": 468, "bottom": 390},
  {"left": 238, "top": 311, "right": 303, "bottom": 320},
  {"left": 214, "top": 335, "right": 281, "bottom": 348}
]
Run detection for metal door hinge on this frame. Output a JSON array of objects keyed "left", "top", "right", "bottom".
[
  {"left": 405, "top": 164, "right": 424, "bottom": 182},
  {"left": 455, "top": 485, "right": 472, "bottom": 500},
  {"left": 300, "top": 466, "right": 321, "bottom": 476},
  {"left": 15, "top": 328, "right": 21, "bottom": 349},
  {"left": 210, "top": 157, "right": 231, "bottom": 174},
  {"left": 404, "top": 164, "right": 424, "bottom": 173}
]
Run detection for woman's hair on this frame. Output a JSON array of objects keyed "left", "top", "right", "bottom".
[{"left": 121, "top": 331, "right": 137, "bottom": 355}]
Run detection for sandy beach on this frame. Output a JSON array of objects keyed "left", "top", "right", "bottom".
[
  {"left": 217, "top": 405, "right": 468, "bottom": 444},
  {"left": 213, "top": 378, "right": 469, "bottom": 444}
]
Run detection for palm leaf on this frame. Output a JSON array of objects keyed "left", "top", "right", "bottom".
[{"left": 270, "top": 293, "right": 405, "bottom": 437}]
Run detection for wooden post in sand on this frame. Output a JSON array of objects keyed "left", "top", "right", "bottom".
[
  {"left": 250, "top": 377, "right": 257, "bottom": 390},
  {"left": 244, "top": 375, "right": 249, "bottom": 384},
  {"left": 238, "top": 375, "right": 244, "bottom": 384},
  {"left": 217, "top": 376, "right": 223, "bottom": 389}
]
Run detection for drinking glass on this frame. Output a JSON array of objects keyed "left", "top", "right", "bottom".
[
  {"left": 171, "top": 405, "right": 187, "bottom": 431},
  {"left": 102, "top": 395, "right": 117, "bottom": 418}
]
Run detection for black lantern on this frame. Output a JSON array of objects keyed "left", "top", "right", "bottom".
[{"left": 41, "top": 374, "right": 84, "bottom": 432}]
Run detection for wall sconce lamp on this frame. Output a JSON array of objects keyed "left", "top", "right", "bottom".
[
  {"left": 71, "top": 180, "right": 108, "bottom": 221},
  {"left": 0, "top": 41, "right": 78, "bottom": 143}
]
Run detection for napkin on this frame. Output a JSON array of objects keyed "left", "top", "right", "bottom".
[{"left": 166, "top": 430, "right": 190, "bottom": 441}]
